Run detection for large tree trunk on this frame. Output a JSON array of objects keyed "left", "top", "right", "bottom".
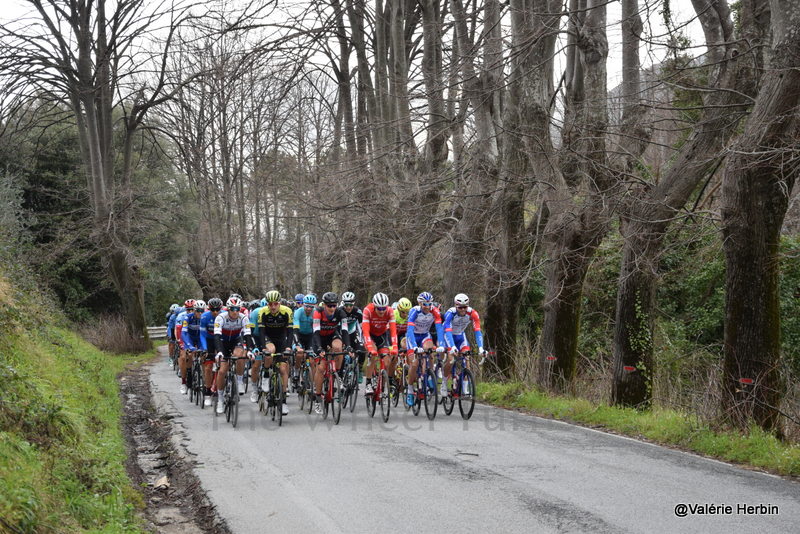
[
  {"left": 720, "top": 0, "right": 800, "bottom": 432},
  {"left": 611, "top": 0, "right": 765, "bottom": 407}
]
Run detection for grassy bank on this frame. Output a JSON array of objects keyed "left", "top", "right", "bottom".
[
  {"left": 0, "top": 311, "right": 150, "bottom": 532},
  {"left": 478, "top": 382, "right": 800, "bottom": 477}
]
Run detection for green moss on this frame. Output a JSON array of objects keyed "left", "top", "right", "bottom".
[{"left": 478, "top": 382, "right": 800, "bottom": 476}]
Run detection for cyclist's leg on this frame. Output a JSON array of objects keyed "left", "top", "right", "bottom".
[{"left": 331, "top": 337, "right": 344, "bottom": 372}]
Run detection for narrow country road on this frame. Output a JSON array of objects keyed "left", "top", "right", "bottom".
[{"left": 149, "top": 347, "right": 799, "bottom": 533}]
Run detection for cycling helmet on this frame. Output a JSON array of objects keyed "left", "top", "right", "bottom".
[
  {"left": 260, "top": 298, "right": 267, "bottom": 307},
  {"left": 226, "top": 296, "right": 243, "bottom": 309},
  {"left": 454, "top": 293, "right": 469, "bottom": 306},
  {"left": 417, "top": 292, "right": 433, "bottom": 304},
  {"left": 195, "top": 300, "right": 206, "bottom": 311},
  {"left": 169, "top": 303, "right": 179, "bottom": 313},
  {"left": 341, "top": 291, "right": 356, "bottom": 304},
  {"left": 183, "top": 298, "right": 196, "bottom": 310},
  {"left": 294, "top": 293, "right": 305, "bottom": 303},
  {"left": 280, "top": 298, "right": 288, "bottom": 306},
  {"left": 265, "top": 290, "right": 281, "bottom": 303},
  {"left": 303, "top": 294, "right": 317, "bottom": 305},
  {"left": 397, "top": 297, "right": 413, "bottom": 311},
  {"left": 207, "top": 297, "right": 223, "bottom": 311},
  {"left": 248, "top": 300, "right": 260, "bottom": 311},
  {"left": 322, "top": 291, "right": 338, "bottom": 304},
  {"left": 372, "top": 292, "right": 389, "bottom": 307}
]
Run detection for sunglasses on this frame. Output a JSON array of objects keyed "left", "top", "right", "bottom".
[
  {"left": 375, "top": 306, "right": 387, "bottom": 311},
  {"left": 209, "top": 308, "right": 221, "bottom": 312},
  {"left": 304, "top": 304, "right": 314, "bottom": 309},
  {"left": 325, "top": 303, "right": 337, "bottom": 308},
  {"left": 456, "top": 306, "right": 468, "bottom": 310},
  {"left": 228, "top": 306, "right": 241, "bottom": 312},
  {"left": 344, "top": 302, "right": 354, "bottom": 307},
  {"left": 421, "top": 302, "right": 432, "bottom": 307}
]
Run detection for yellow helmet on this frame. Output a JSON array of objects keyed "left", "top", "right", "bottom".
[{"left": 397, "top": 297, "right": 413, "bottom": 311}]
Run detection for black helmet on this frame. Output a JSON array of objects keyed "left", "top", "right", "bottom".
[
  {"left": 322, "top": 291, "right": 338, "bottom": 304},
  {"left": 207, "top": 297, "right": 223, "bottom": 311}
]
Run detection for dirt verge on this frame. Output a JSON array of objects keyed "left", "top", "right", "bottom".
[{"left": 119, "top": 362, "right": 231, "bottom": 534}]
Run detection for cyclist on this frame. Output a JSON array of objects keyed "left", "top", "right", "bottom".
[
  {"left": 167, "top": 303, "right": 185, "bottom": 362},
  {"left": 213, "top": 296, "right": 255, "bottom": 414},
  {"left": 166, "top": 303, "right": 179, "bottom": 357},
  {"left": 293, "top": 294, "right": 317, "bottom": 388},
  {"left": 405, "top": 292, "right": 446, "bottom": 403},
  {"left": 180, "top": 300, "right": 205, "bottom": 395},
  {"left": 252, "top": 291, "right": 293, "bottom": 416},
  {"left": 249, "top": 298, "right": 265, "bottom": 341},
  {"left": 361, "top": 292, "right": 398, "bottom": 396},
  {"left": 294, "top": 293, "right": 305, "bottom": 311},
  {"left": 311, "top": 291, "right": 351, "bottom": 414},
  {"left": 337, "top": 291, "right": 364, "bottom": 374},
  {"left": 442, "top": 293, "right": 485, "bottom": 395},
  {"left": 199, "top": 297, "right": 223, "bottom": 407},
  {"left": 175, "top": 299, "right": 196, "bottom": 393},
  {"left": 394, "top": 297, "right": 412, "bottom": 352}
]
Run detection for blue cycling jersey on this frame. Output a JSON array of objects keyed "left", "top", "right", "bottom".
[
  {"left": 250, "top": 307, "right": 262, "bottom": 337},
  {"left": 199, "top": 310, "right": 216, "bottom": 351},
  {"left": 181, "top": 312, "right": 202, "bottom": 351},
  {"left": 293, "top": 307, "right": 314, "bottom": 335},
  {"left": 167, "top": 308, "right": 184, "bottom": 339}
]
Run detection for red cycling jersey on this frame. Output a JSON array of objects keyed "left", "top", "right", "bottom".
[{"left": 362, "top": 303, "right": 398, "bottom": 353}]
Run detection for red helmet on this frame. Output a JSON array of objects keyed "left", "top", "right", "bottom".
[{"left": 184, "top": 298, "right": 196, "bottom": 310}]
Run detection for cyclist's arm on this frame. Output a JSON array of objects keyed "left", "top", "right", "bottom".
[
  {"left": 312, "top": 310, "right": 322, "bottom": 352},
  {"left": 405, "top": 308, "right": 418, "bottom": 349},
  {"left": 389, "top": 316, "right": 398, "bottom": 352},
  {"left": 433, "top": 307, "right": 445, "bottom": 347},
  {"left": 470, "top": 309, "right": 484, "bottom": 349},
  {"left": 213, "top": 315, "right": 224, "bottom": 354},
  {"left": 443, "top": 310, "right": 456, "bottom": 348}
]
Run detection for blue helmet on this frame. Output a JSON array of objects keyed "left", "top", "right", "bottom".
[
  {"left": 260, "top": 298, "right": 266, "bottom": 307},
  {"left": 303, "top": 294, "right": 317, "bottom": 305},
  {"left": 294, "top": 293, "right": 305, "bottom": 303},
  {"left": 417, "top": 291, "right": 434, "bottom": 304}
]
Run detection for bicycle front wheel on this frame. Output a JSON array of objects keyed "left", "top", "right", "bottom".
[
  {"left": 379, "top": 369, "right": 391, "bottom": 423},
  {"left": 275, "top": 374, "right": 283, "bottom": 427},
  {"left": 332, "top": 375, "right": 343, "bottom": 425},
  {"left": 424, "top": 369, "right": 438, "bottom": 420},
  {"left": 458, "top": 369, "right": 476, "bottom": 420},
  {"left": 231, "top": 379, "right": 239, "bottom": 428}
]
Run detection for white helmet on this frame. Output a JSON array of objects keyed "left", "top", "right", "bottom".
[
  {"left": 341, "top": 291, "right": 356, "bottom": 303},
  {"left": 169, "top": 303, "right": 179, "bottom": 312},
  {"left": 454, "top": 293, "right": 469, "bottom": 306},
  {"left": 226, "top": 296, "right": 243, "bottom": 309},
  {"left": 195, "top": 300, "right": 207, "bottom": 311},
  {"left": 372, "top": 292, "right": 389, "bottom": 307}
]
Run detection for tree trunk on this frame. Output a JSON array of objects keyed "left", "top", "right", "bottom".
[{"left": 720, "top": 0, "right": 800, "bottom": 431}]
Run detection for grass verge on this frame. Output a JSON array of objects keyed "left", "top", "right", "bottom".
[
  {"left": 0, "top": 324, "right": 153, "bottom": 533},
  {"left": 478, "top": 382, "right": 800, "bottom": 477}
]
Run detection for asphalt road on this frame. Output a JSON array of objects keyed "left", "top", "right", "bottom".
[{"left": 149, "top": 348, "right": 800, "bottom": 533}]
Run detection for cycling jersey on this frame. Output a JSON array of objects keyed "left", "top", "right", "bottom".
[
  {"left": 199, "top": 310, "right": 217, "bottom": 351},
  {"left": 258, "top": 305, "right": 294, "bottom": 350},
  {"left": 168, "top": 308, "right": 184, "bottom": 340},
  {"left": 249, "top": 307, "right": 263, "bottom": 337},
  {"left": 181, "top": 312, "right": 203, "bottom": 351},
  {"left": 213, "top": 311, "right": 253, "bottom": 352},
  {"left": 336, "top": 306, "right": 363, "bottom": 337},
  {"left": 293, "top": 307, "right": 314, "bottom": 335},
  {"left": 312, "top": 307, "right": 351, "bottom": 352},
  {"left": 443, "top": 306, "right": 484, "bottom": 349},
  {"left": 406, "top": 306, "right": 444, "bottom": 350},
  {"left": 361, "top": 303, "right": 398, "bottom": 352},
  {"left": 174, "top": 310, "right": 191, "bottom": 345},
  {"left": 394, "top": 309, "right": 409, "bottom": 337}
]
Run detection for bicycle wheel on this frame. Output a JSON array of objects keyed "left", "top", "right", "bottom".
[
  {"left": 332, "top": 375, "right": 342, "bottom": 425},
  {"left": 349, "top": 370, "right": 359, "bottom": 413},
  {"left": 458, "top": 369, "right": 476, "bottom": 420},
  {"left": 275, "top": 373, "right": 283, "bottom": 427},
  {"left": 424, "top": 369, "right": 438, "bottom": 420},
  {"left": 187, "top": 363, "right": 195, "bottom": 403},
  {"left": 231, "top": 378, "right": 239, "bottom": 428},
  {"left": 366, "top": 382, "right": 376, "bottom": 418},
  {"left": 224, "top": 378, "right": 233, "bottom": 422},
  {"left": 193, "top": 366, "right": 202, "bottom": 406},
  {"left": 299, "top": 368, "right": 309, "bottom": 409},
  {"left": 443, "top": 376, "right": 455, "bottom": 416},
  {"left": 403, "top": 364, "right": 412, "bottom": 412},
  {"left": 322, "top": 376, "right": 330, "bottom": 420},
  {"left": 379, "top": 369, "right": 391, "bottom": 422}
]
